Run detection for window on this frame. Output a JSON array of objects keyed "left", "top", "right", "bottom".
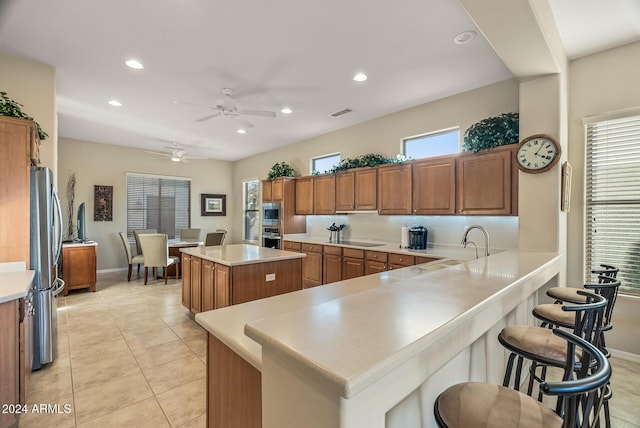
[
  {"left": 586, "top": 114, "right": 640, "bottom": 294},
  {"left": 403, "top": 128, "right": 459, "bottom": 159},
  {"left": 243, "top": 179, "right": 260, "bottom": 242},
  {"left": 312, "top": 153, "right": 340, "bottom": 174},
  {"left": 126, "top": 173, "right": 190, "bottom": 240}
]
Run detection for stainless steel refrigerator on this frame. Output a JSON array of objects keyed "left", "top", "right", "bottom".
[{"left": 30, "top": 166, "right": 63, "bottom": 370}]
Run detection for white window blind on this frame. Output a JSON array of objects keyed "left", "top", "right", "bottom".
[
  {"left": 126, "top": 173, "right": 191, "bottom": 241},
  {"left": 586, "top": 115, "right": 640, "bottom": 294}
]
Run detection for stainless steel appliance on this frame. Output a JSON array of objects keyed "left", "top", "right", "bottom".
[
  {"left": 262, "top": 226, "right": 282, "bottom": 249},
  {"left": 262, "top": 202, "right": 282, "bottom": 226},
  {"left": 30, "top": 166, "right": 63, "bottom": 370},
  {"left": 408, "top": 226, "right": 428, "bottom": 250}
]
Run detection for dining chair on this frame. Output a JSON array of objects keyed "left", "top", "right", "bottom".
[
  {"left": 180, "top": 228, "right": 201, "bottom": 241},
  {"left": 138, "top": 233, "right": 180, "bottom": 285},
  {"left": 133, "top": 228, "right": 157, "bottom": 256},
  {"left": 205, "top": 231, "right": 225, "bottom": 246},
  {"left": 119, "top": 232, "right": 144, "bottom": 281},
  {"left": 216, "top": 228, "right": 227, "bottom": 244}
]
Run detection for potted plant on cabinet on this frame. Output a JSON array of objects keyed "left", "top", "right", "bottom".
[
  {"left": 0, "top": 91, "right": 48, "bottom": 140},
  {"left": 462, "top": 112, "right": 518, "bottom": 153}
]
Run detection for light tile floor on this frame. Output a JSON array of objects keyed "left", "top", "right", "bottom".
[{"left": 19, "top": 271, "right": 640, "bottom": 427}]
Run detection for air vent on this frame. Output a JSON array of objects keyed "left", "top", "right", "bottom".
[{"left": 329, "top": 108, "right": 352, "bottom": 118}]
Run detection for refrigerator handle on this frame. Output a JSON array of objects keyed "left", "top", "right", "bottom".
[{"left": 52, "top": 186, "right": 64, "bottom": 264}]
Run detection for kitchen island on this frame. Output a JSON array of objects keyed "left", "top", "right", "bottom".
[
  {"left": 180, "top": 244, "right": 305, "bottom": 313},
  {"left": 195, "top": 250, "right": 561, "bottom": 428}
]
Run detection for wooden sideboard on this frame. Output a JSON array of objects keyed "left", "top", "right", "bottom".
[{"left": 61, "top": 243, "right": 97, "bottom": 295}]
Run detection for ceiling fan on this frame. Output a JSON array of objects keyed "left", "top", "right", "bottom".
[
  {"left": 190, "top": 87, "right": 277, "bottom": 128},
  {"left": 145, "top": 143, "right": 205, "bottom": 163}
]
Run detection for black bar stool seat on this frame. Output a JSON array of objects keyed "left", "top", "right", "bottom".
[{"left": 546, "top": 264, "right": 618, "bottom": 303}]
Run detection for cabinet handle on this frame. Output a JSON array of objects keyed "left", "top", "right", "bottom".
[{"left": 414, "top": 209, "right": 417, "bottom": 213}]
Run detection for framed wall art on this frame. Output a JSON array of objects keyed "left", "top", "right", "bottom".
[
  {"left": 201, "top": 193, "right": 226, "bottom": 216},
  {"left": 94, "top": 185, "right": 113, "bottom": 221},
  {"left": 561, "top": 161, "right": 572, "bottom": 212}
]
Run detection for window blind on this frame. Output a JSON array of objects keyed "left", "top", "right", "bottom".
[
  {"left": 126, "top": 174, "right": 191, "bottom": 241},
  {"left": 586, "top": 115, "right": 640, "bottom": 294}
]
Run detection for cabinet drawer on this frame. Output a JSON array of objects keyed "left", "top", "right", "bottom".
[
  {"left": 342, "top": 248, "right": 364, "bottom": 259},
  {"left": 302, "top": 243, "right": 322, "bottom": 253},
  {"left": 388, "top": 253, "right": 415, "bottom": 266},
  {"left": 283, "top": 241, "right": 301, "bottom": 251},
  {"left": 324, "top": 245, "right": 342, "bottom": 255},
  {"left": 365, "top": 251, "right": 388, "bottom": 262},
  {"left": 416, "top": 256, "right": 439, "bottom": 265}
]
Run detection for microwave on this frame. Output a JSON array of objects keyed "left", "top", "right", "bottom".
[{"left": 262, "top": 202, "right": 281, "bottom": 226}]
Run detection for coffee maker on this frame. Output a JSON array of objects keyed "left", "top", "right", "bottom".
[{"left": 408, "top": 226, "right": 428, "bottom": 249}]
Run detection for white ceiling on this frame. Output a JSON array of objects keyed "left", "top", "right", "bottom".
[{"left": 0, "top": 0, "right": 639, "bottom": 161}]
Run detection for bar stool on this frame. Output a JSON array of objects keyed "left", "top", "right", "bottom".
[
  {"left": 499, "top": 291, "right": 606, "bottom": 404},
  {"left": 433, "top": 329, "right": 611, "bottom": 428},
  {"left": 546, "top": 265, "right": 618, "bottom": 305}
]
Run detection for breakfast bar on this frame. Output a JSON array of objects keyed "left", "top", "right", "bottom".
[{"left": 195, "top": 250, "right": 562, "bottom": 428}]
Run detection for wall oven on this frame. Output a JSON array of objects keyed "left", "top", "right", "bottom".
[
  {"left": 262, "top": 202, "right": 281, "bottom": 226},
  {"left": 262, "top": 227, "right": 282, "bottom": 249}
]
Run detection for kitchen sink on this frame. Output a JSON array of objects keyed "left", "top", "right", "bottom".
[
  {"left": 327, "top": 240, "right": 384, "bottom": 248},
  {"left": 417, "top": 259, "right": 463, "bottom": 272}
]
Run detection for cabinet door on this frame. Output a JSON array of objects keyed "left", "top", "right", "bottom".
[
  {"left": 0, "top": 300, "right": 19, "bottom": 428},
  {"left": 355, "top": 168, "right": 377, "bottom": 210},
  {"left": 181, "top": 254, "right": 191, "bottom": 309},
  {"left": 271, "top": 179, "right": 284, "bottom": 201},
  {"left": 302, "top": 248, "right": 323, "bottom": 288},
  {"left": 201, "top": 260, "right": 215, "bottom": 312},
  {"left": 335, "top": 171, "right": 355, "bottom": 211},
  {"left": 413, "top": 157, "right": 456, "bottom": 215},
  {"left": 295, "top": 177, "right": 314, "bottom": 214},
  {"left": 365, "top": 260, "right": 387, "bottom": 275},
  {"left": 342, "top": 257, "right": 364, "bottom": 280},
  {"left": 214, "top": 264, "right": 231, "bottom": 309},
  {"left": 456, "top": 147, "right": 515, "bottom": 215},
  {"left": 313, "top": 175, "right": 336, "bottom": 215},
  {"left": 190, "top": 256, "right": 202, "bottom": 313},
  {"left": 261, "top": 180, "right": 272, "bottom": 202},
  {"left": 323, "top": 254, "right": 343, "bottom": 284},
  {"left": 283, "top": 240, "right": 301, "bottom": 252},
  {"left": 377, "top": 164, "right": 412, "bottom": 214}
]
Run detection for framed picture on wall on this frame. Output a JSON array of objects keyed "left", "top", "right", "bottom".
[
  {"left": 561, "top": 161, "right": 572, "bottom": 212},
  {"left": 201, "top": 193, "right": 226, "bottom": 216},
  {"left": 94, "top": 185, "right": 113, "bottom": 221}
]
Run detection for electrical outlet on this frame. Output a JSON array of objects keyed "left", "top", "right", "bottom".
[{"left": 266, "top": 273, "right": 276, "bottom": 282}]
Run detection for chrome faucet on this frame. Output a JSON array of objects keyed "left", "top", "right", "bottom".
[{"left": 461, "top": 225, "right": 490, "bottom": 258}]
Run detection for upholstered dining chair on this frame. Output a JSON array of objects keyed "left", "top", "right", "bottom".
[
  {"left": 138, "top": 233, "right": 180, "bottom": 285},
  {"left": 119, "top": 232, "right": 144, "bottom": 281},
  {"left": 133, "top": 228, "right": 157, "bottom": 256},
  {"left": 216, "top": 229, "right": 228, "bottom": 244},
  {"left": 180, "top": 228, "right": 201, "bottom": 241},
  {"left": 205, "top": 231, "right": 225, "bottom": 246}
]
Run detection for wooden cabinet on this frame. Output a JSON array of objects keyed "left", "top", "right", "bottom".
[
  {"left": 365, "top": 251, "right": 388, "bottom": 275},
  {"left": 265, "top": 178, "right": 306, "bottom": 235},
  {"left": 313, "top": 174, "right": 336, "bottom": 215},
  {"left": 215, "top": 264, "right": 231, "bottom": 308},
  {"left": 413, "top": 157, "right": 456, "bottom": 215},
  {"left": 377, "top": 163, "right": 413, "bottom": 214},
  {"left": 301, "top": 243, "right": 323, "bottom": 288},
  {"left": 262, "top": 178, "right": 285, "bottom": 202},
  {"left": 336, "top": 168, "right": 377, "bottom": 211},
  {"left": 295, "top": 177, "right": 314, "bottom": 215},
  {"left": 182, "top": 253, "right": 192, "bottom": 308},
  {"left": 201, "top": 260, "right": 215, "bottom": 312},
  {"left": 416, "top": 256, "right": 439, "bottom": 265},
  {"left": 456, "top": 146, "right": 517, "bottom": 215},
  {"left": 190, "top": 255, "right": 202, "bottom": 313},
  {"left": 262, "top": 180, "right": 272, "bottom": 202},
  {"left": 388, "top": 253, "right": 415, "bottom": 270},
  {"left": 283, "top": 240, "right": 301, "bottom": 252},
  {"left": 342, "top": 248, "right": 364, "bottom": 280},
  {"left": 62, "top": 244, "right": 97, "bottom": 295},
  {"left": 323, "top": 246, "right": 342, "bottom": 284}
]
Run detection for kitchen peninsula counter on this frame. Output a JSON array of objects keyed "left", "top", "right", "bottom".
[
  {"left": 180, "top": 243, "right": 305, "bottom": 266},
  {"left": 195, "top": 250, "right": 562, "bottom": 428},
  {"left": 0, "top": 270, "right": 35, "bottom": 304}
]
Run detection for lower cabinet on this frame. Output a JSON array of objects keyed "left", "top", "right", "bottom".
[
  {"left": 342, "top": 248, "right": 365, "bottom": 280},
  {"left": 323, "top": 246, "right": 342, "bottom": 284},
  {"left": 388, "top": 253, "right": 415, "bottom": 270},
  {"left": 190, "top": 256, "right": 202, "bottom": 314},
  {"left": 182, "top": 253, "right": 192, "bottom": 308},
  {"left": 62, "top": 244, "right": 97, "bottom": 295},
  {"left": 202, "top": 260, "right": 215, "bottom": 312},
  {"left": 302, "top": 243, "right": 323, "bottom": 288},
  {"left": 365, "top": 251, "right": 388, "bottom": 275}
]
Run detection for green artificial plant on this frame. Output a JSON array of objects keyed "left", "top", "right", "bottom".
[
  {"left": 266, "top": 162, "right": 296, "bottom": 181},
  {"left": 0, "top": 91, "right": 48, "bottom": 140},
  {"left": 462, "top": 112, "right": 519, "bottom": 153},
  {"left": 329, "top": 153, "right": 394, "bottom": 173}
]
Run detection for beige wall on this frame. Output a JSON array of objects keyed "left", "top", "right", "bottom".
[
  {"left": 0, "top": 52, "right": 57, "bottom": 178},
  {"left": 58, "top": 138, "right": 234, "bottom": 271},
  {"left": 232, "top": 79, "right": 520, "bottom": 245},
  {"left": 568, "top": 41, "right": 640, "bottom": 355}
]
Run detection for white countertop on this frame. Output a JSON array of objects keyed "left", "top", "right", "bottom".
[
  {"left": 181, "top": 243, "right": 305, "bottom": 266},
  {"left": 62, "top": 241, "right": 98, "bottom": 248},
  {"left": 0, "top": 270, "right": 36, "bottom": 303},
  {"left": 196, "top": 250, "right": 561, "bottom": 397}
]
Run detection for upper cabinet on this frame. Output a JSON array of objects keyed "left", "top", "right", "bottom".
[
  {"left": 262, "top": 178, "right": 285, "bottom": 202},
  {"left": 377, "top": 163, "right": 412, "bottom": 215},
  {"left": 412, "top": 157, "right": 456, "bottom": 215},
  {"left": 313, "top": 174, "right": 336, "bottom": 215},
  {"left": 295, "top": 176, "right": 314, "bottom": 215},
  {"left": 336, "top": 168, "right": 377, "bottom": 211},
  {"left": 456, "top": 145, "right": 517, "bottom": 215},
  {"left": 262, "top": 180, "right": 272, "bottom": 202}
]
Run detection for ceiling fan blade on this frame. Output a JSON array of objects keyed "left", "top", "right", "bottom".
[
  {"left": 144, "top": 150, "right": 170, "bottom": 157},
  {"left": 240, "top": 109, "right": 276, "bottom": 118},
  {"left": 237, "top": 118, "right": 255, "bottom": 129},
  {"left": 196, "top": 111, "right": 222, "bottom": 122}
]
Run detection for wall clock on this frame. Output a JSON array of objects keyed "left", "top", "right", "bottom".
[{"left": 515, "top": 134, "right": 561, "bottom": 173}]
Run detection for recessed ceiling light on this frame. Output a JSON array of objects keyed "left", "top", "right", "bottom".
[
  {"left": 353, "top": 73, "right": 368, "bottom": 82},
  {"left": 453, "top": 30, "right": 477, "bottom": 45},
  {"left": 237, "top": 129, "right": 246, "bottom": 134},
  {"left": 108, "top": 100, "right": 122, "bottom": 107},
  {"left": 281, "top": 107, "right": 293, "bottom": 114},
  {"left": 125, "top": 59, "right": 144, "bottom": 69}
]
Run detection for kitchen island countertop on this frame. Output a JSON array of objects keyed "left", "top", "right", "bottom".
[
  {"left": 0, "top": 270, "right": 35, "bottom": 304},
  {"left": 180, "top": 243, "right": 305, "bottom": 267}
]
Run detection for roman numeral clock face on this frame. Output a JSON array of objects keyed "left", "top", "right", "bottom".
[{"left": 516, "top": 134, "right": 561, "bottom": 173}]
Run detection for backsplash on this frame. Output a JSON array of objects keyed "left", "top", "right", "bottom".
[{"left": 306, "top": 214, "right": 519, "bottom": 250}]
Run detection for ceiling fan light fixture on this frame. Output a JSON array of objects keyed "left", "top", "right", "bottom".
[
  {"left": 125, "top": 59, "right": 144, "bottom": 69},
  {"left": 280, "top": 107, "right": 293, "bottom": 114},
  {"left": 237, "top": 129, "right": 247, "bottom": 134},
  {"left": 353, "top": 73, "right": 368, "bottom": 82},
  {"left": 171, "top": 155, "right": 181, "bottom": 162},
  {"left": 108, "top": 100, "right": 122, "bottom": 107}
]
